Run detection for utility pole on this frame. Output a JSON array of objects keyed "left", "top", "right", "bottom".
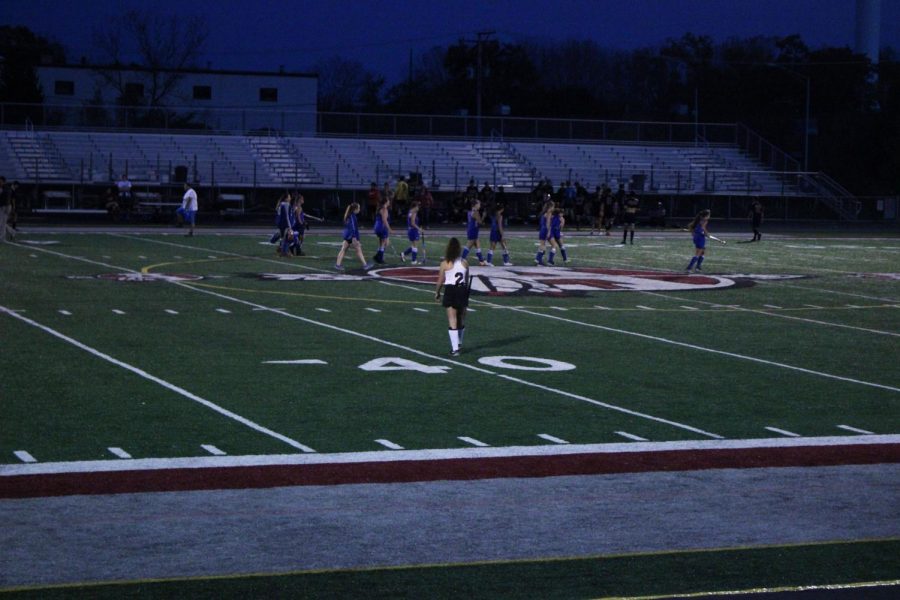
[{"left": 472, "top": 30, "right": 495, "bottom": 139}]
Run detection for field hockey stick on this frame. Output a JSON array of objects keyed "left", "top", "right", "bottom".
[
  {"left": 304, "top": 214, "right": 324, "bottom": 223},
  {"left": 419, "top": 230, "right": 426, "bottom": 264},
  {"left": 465, "top": 269, "right": 474, "bottom": 303},
  {"left": 708, "top": 234, "right": 727, "bottom": 245}
]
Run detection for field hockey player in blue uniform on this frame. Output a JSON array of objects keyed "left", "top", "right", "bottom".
[
  {"left": 335, "top": 202, "right": 372, "bottom": 270},
  {"left": 435, "top": 237, "right": 470, "bottom": 356},
  {"left": 686, "top": 209, "right": 711, "bottom": 273},
  {"left": 487, "top": 203, "right": 512, "bottom": 266},
  {"left": 372, "top": 197, "right": 393, "bottom": 264},
  {"left": 461, "top": 199, "right": 487, "bottom": 266},
  {"left": 547, "top": 207, "right": 568, "bottom": 265},
  {"left": 288, "top": 193, "right": 307, "bottom": 256},
  {"left": 401, "top": 200, "right": 424, "bottom": 264},
  {"left": 534, "top": 200, "right": 554, "bottom": 265},
  {"left": 270, "top": 191, "right": 292, "bottom": 251}
]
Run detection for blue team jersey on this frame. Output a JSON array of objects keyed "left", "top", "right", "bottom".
[
  {"left": 693, "top": 222, "right": 707, "bottom": 249},
  {"left": 276, "top": 201, "right": 292, "bottom": 229},
  {"left": 466, "top": 210, "right": 480, "bottom": 240},
  {"left": 343, "top": 213, "right": 360, "bottom": 241},
  {"left": 490, "top": 215, "right": 503, "bottom": 242},
  {"left": 550, "top": 214, "right": 562, "bottom": 238},
  {"left": 538, "top": 213, "right": 550, "bottom": 241},
  {"left": 407, "top": 212, "right": 420, "bottom": 242},
  {"left": 374, "top": 210, "right": 389, "bottom": 238}
]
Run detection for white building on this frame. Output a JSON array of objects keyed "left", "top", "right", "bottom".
[{"left": 36, "top": 64, "right": 318, "bottom": 134}]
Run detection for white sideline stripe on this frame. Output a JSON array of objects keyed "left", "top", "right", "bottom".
[
  {"left": 459, "top": 436, "right": 490, "bottom": 447},
  {"left": 215, "top": 308, "right": 231, "bottom": 314},
  {"left": 537, "top": 433, "right": 570, "bottom": 444},
  {"left": 112, "top": 309, "right": 126, "bottom": 315},
  {"left": 365, "top": 308, "right": 381, "bottom": 313},
  {"left": 594, "top": 305, "right": 610, "bottom": 310},
  {"left": 58, "top": 310, "right": 72, "bottom": 316},
  {"left": 837, "top": 424, "right": 875, "bottom": 435},
  {"left": 681, "top": 306, "right": 699, "bottom": 311},
  {"left": 550, "top": 306, "right": 568, "bottom": 311},
  {"left": 201, "top": 444, "right": 227, "bottom": 456},
  {"left": 315, "top": 308, "right": 331, "bottom": 313},
  {"left": 13, "top": 451, "right": 37, "bottom": 464},
  {"left": 5, "top": 434, "right": 899, "bottom": 477},
  {"left": 763, "top": 304, "right": 782, "bottom": 309},
  {"left": 164, "top": 309, "right": 179, "bottom": 315},
  {"left": 413, "top": 307, "right": 429, "bottom": 313},
  {"left": 804, "top": 304, "right": 824, "bottom": 309},
  {"left": 615, "top": 431, "right": 649, "bottom": 442},
  {"left": 108, "top": 447, "right": 132, "bottom": 459},
  {"left": 636, "top": 305, "right": 654, "bottom": 311},
  {"left": 3, "top": 239, "right": 730, "bottom": 440},
  {"left": 765, "top": 426, "right": 801, "bottom": 438},
  {"left": 0, "top": 305, "right": 316, "bottom": 454},
  {"left": 375, "top": 439, "right": 404, "bottom": 450}
]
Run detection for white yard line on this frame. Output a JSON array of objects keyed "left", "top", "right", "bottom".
[
  {"left": 201, "top": 444, "right": 227, "bottom": 456},
  {"left": 0, "top": 304, "right": 316, "bottom": 454},
  {"left": 13, "top": 450, "right": 37, "bottom": 464},
  {"left": 458, "top": 436, "right": 490, "bottom": 447},
  {"left": 374, "top": 439, "right": 405, "bottom": 450},
  {"left": 108, "top": 447, "right": 132, "bottom": 459},
  {"left": 615, "top": 431, "right": 649, "bottom": 442},
  {"left": 765, "top": 427, "right": 801, "bottom": 438},
  {"left": 484, "top": 302, "right": 900, "bottom": 394},
  {"left": 642, "top": 291, "right": 900, "bottom": 338},
  {"left": 837, "top": 424, "right": 875, "bottom": 435},
  {"left": 537, "top": 434, "right": 570, "bottom": 444}
]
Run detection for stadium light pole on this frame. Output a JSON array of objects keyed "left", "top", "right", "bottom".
[{"left": 473, "top": 30, "right": 495, "bottom": 139}]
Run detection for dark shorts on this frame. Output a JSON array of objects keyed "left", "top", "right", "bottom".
[
  {"left": 623, "top": 212, "right": 636, "bottom": 225},
  {"left": 442, "top": 284, "right": 469, "bottom": 309}
]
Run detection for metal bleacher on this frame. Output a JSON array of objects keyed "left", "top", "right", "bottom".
[{"left": 0, "top": 129, "right": 797, "bottom": 196}]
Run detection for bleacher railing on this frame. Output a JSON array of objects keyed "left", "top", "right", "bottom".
[{"left": 1, "top": 101, "right": 739, "bottom": 145}]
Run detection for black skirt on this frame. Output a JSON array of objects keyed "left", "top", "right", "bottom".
[{"left": 442, "top": 284, "right": 469, "bottom": 309}]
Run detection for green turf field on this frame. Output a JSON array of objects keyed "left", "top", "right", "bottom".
[
  {"left": 1, "top": 227, "right": 899, "bottom": 598},
  {"left": 1, "top": 229, "right": 898, "bottom": 461}
]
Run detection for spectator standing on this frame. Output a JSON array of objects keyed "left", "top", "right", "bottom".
[
  {"left": 622, "top": 190, "right": 640, "bottom": 245},
  {"left": 116, "top": 174, "right": 133, "bottom": 221},
  {"left": 748, "top": 199, "right": 764, "bottom": 242},
  {"left": 366, "top": 182, "right": 381, "bottom": 222},
  {"left": 0, "top": 177, "right": 15, "bottom": 242},
  {"left": 416, "top": 184, "right": 434, "bottom": 228},
  {"left": 177, "top": 182, "right": 198, "bottom": 236},
  {"left": 394, "top": 175, "right": 409, "bottom": 219}
]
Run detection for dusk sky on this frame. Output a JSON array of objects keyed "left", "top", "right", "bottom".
[{"left": 3, "top": 0, "right": 898, "bottom": 83}]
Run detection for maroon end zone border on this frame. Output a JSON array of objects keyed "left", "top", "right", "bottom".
[{"left": 3, "top": 443, "right": 899, "bottom": 499}]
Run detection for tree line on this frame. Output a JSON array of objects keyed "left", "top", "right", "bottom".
[{"left": 2, "top": 15, "right": 898, "bottom": 195}]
